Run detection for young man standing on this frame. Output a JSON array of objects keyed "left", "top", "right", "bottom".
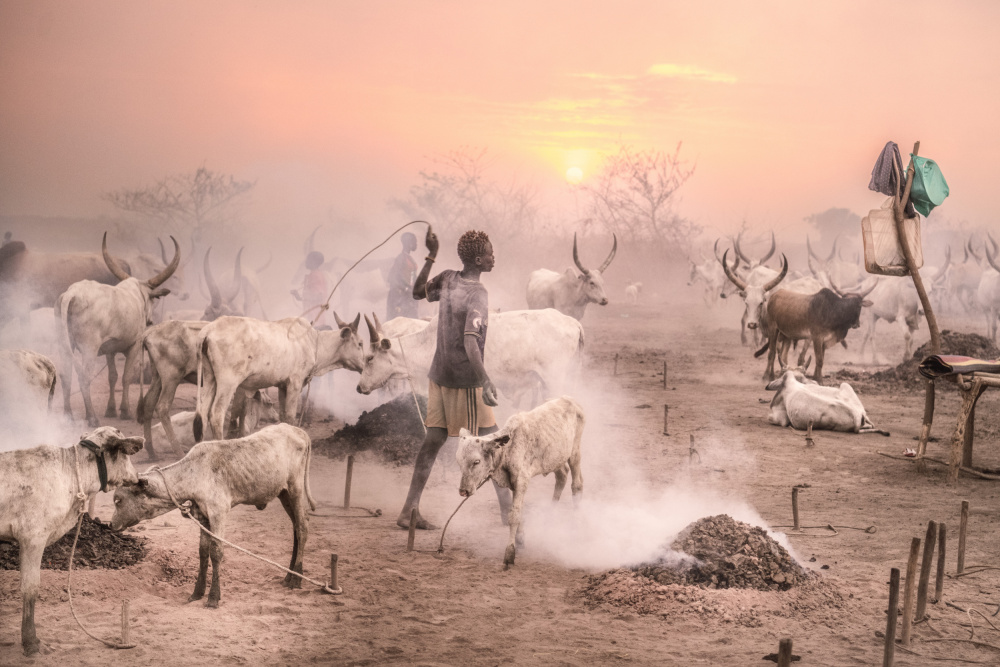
[{"left": 397, "top": 228, "right": 511, "bottom": 529}]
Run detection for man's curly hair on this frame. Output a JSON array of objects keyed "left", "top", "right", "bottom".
[{"left": 457, "top": 230, "right": 491, "bottom": 265}]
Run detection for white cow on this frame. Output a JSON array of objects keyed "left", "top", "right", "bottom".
[
  {"left": 979, "top": 236, "right": 1000, "bottom": 342},
  {"left": 0, "top": 348, "right": 57, "bottom": 413},
  {"left": 55, "top": 233, "right": 180, "bottom": 427},
  {"left": 721, "top": 249, "right": 789, "bottom": 346},
  {"left": 526, "top": 233, "right": 617, "bottom": 320},
  {"left": 111, "top": 423, "right": 314, "bottom": 607},
  {"left": 456, "top": 396, "right": 585, "bottom": 569},
  {"left": 357, "top": 309, "right": 584, "bottom": 408},
  {"left": 193, "top": 313, "right": 365, "bottom": 441},
  {"left": 765, "top": 369, "right": 885, "bottom": 433},
  {"left": 858, "top": 277, "right": 922, "bottom": 364},
  {"left": 687, "top": 240, "right": 739, "bottom": 306},
  {"left": 624, "top": 281, "right": 643, "bottom": 305},
  {"left": 1, "top": 426, "right": 145, "bottom": 655}
]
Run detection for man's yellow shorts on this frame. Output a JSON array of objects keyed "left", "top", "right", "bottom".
[{"left": 425, "top": 379, "right": 497, "bottom": 436}]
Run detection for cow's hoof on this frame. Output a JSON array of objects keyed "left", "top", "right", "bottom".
[
  {"left": 87, "top": 416, "right": 100, "bottom": 428},
  {"left": 206, "top": 598, "right": 220, "bottom": 609},
  {"left": 503, "top": 545, "right": 516, "bottom": 568},
  {"left": 283, "top": 574, "right": 303, "bottom": 589},
  {"left": 119, "top": 409, "right": 133, "bottom": 420},
  {"left": 22, "top": 639, "right": 40, "bottom": 656},
  {"left": 187, "top": 592, "right": 204, "bottom": 603},
  {"left": 104, "top": 407, "right": 117, "bottom": 419}
]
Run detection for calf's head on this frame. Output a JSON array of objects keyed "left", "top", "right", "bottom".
[
  {"left": 456, "top": 428, "right": 511, "bottom": 497},
  {"left": 81, "top": 426, "right": 145, "bottom": 488},
  {"left": 111, "top": 475, "right": 176, "bottom": 531},
  {"left": 314, "top": 312, "right": 364, "bottom": 374}
]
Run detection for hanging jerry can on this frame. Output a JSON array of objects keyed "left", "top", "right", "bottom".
[
  {"left": 861, "top": 197, "right": 923, "bottom": 276},
  {"left": 908, "top": 154, "right": 950, "bottom": 217}
]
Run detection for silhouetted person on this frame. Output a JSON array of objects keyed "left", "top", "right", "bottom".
[{"left": 386, "top": 232, "right": 419, "bottom": 319}]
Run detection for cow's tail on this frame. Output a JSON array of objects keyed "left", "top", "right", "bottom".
[
  {"left": 753, "top": 338, "right": 770, "bottom": 359},
  {"left": 304, "top": 432, "right": 316, "bottom": 511},
  {"left": 193, "top": 337, "right": 206, "bottom": 443}
]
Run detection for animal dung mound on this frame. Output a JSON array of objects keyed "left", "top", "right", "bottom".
[
  {"left": 0, "top": 515, "right": 147, "bottom": 570},
  {"left": 312, "top": 394, "right": 428, "bottom": 464},
  {"left": 633, "top": 514, "right": 812, "bottom": 591}
]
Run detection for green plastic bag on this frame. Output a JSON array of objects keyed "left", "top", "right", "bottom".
[{"left": 908, "top": 154, "right": 949, "bottom": 217}]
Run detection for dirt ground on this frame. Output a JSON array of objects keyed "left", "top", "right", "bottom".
[{"left": 3, "top": 291, "right": 1000, "bottom": 666}]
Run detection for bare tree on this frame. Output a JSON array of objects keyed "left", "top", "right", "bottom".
[
  {"left": 390, "top": 147, "right": 543, "bottom": 241},
  {"left": 103, "top": 166, "right": 255, "bottom": 244},
  {"left": 581, "top": 142, "right": 698, "bottom": 256}
]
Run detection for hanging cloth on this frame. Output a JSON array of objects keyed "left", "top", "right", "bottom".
[{"left": 868, "top": 141, "right": 916, "bottom": 218}]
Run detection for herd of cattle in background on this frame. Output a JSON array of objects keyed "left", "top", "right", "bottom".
[{"left": 2, "top": 224, "right": 1000, "bottom": 654}]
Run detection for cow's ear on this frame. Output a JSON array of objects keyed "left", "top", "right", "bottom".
[
  {"left": 340, "top": 326, "right": 352, "bottom": 338},
  {"left": 149, "top": 287, "right": 171, "bottom": 299},
  {"left": 494, "top": 434, "right": 511, "bottom": 446},
  {"left": 764, "top": 378, "right": 784, "bottom": 391},
  {"left": 738, "top": 290, "right": 747, "bottom": 298},
  {"left": 109, "top": 435, "right": 145, "bottom": 456},
  {"left": 137, "top": 477, "right": 150, "bottom": 489},
  {"left": 380, "top": 338, "right": 392, "bottom": 350},
  {"left": 862, "top": 299, "right": 873, "bottom": 307}
]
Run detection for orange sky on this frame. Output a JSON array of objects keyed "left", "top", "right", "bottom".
[{"left": 2, "top": 1, "right": 998, "bottom": 237}]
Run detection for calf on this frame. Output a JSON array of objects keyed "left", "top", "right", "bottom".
[
  {"left": 151, "top": 391, "right": 277, "bottom": 453},
  {"left": 110, "top": 423, "right": 315, "bottom": 608},
  {"left": 765, "top": 369, "right": 886, "bottom": 434},
  {"left": 0, "top": 427, "right": 144, "bottom": 656},
  {"left": 456, "top": 396, "right": 585, "bottom": 569}
]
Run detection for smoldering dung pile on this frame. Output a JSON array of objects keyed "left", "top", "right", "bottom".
[
  {"left": 837, "top": 330, "right": 1000, "bottom": 390},
  {"left": 312, "top": 394, "right": 428, "bottom": 464},
  {"left": 0, "top": 515, "right": 147, "bottom": 570},
  {"left": 633, "top": 515, "right": 812, "bottom": 591}
]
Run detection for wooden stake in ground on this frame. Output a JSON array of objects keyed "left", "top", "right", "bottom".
[
  {"left": 662, "top": 405, "right": 669, "bottom": 435},
  {"left": 121, "top": 599, "right": 132, "bottom": 648},
  {"left": 792, "top": 487, "right": 800, "bottom": 531},
  {"left": 901, "top": 537, "right": 921, "bottom": 646},
  {"left": 662, "top": 361, "right": 667, "bottom": 389},
  {"left": 916, "top": 521, "right": 938, "bottom": 620},
  {"left": 613, "top": 353, "right": 618, "bottom": 376},
  {"left": 934, "top": 524, "right": 946, "bottom": 603},
  {"left": 777, "top": 638, "right": 793, "bottom": 667},
  {"left": 884, "top": 568, "right": 900, "bottom": 667},
  {"left": 343, "top": 455, "right": 354, "bottom": 509},
  {"left": 958, "top": 500, "right": 970, "bottom": 574},
  {"left": 330, "top": 553, "right": 339, "bottom": 592},
  {"left": 805, "top": 421, "right": 814, "bottom": 447}
]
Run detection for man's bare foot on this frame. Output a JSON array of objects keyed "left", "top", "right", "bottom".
[{"left": 397, "top": 509, "right": 439, "bottom": 530}]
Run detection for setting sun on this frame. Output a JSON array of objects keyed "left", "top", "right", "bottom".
[{"left": 566, "top": 166, "right": 583, "bottom": 184}]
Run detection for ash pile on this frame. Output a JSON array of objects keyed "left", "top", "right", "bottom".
[
  {"left": 0, "top": 515, "right": 147, "bottom": 570},
  {"left": 633, "top": 515, "right": 812, "bottom": 591},
  {"left": 312, "top": 394, "right": 428, "bottom": 464}
]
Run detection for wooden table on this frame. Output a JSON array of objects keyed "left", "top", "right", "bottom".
[{"left": 941, "top": 372, "right": 1000, "bottom": 482}]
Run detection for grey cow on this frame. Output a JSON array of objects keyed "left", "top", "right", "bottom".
[
  {"left": 0, "top": 427, "right": 144, "bottom": 655},
  {"left": 111, "top": 423, "right": 315, "bottom": 608},
  {"left": 456, "top": 396, "right": 585, "bottom": 569}
]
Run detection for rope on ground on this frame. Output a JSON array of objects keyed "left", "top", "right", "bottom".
[
  {"left": 151, "top": 469, "right": 343, "bottom": 595},
  {"left": 952, "top": 566, "right": 1000, "bottom": 579},
  {"left": 770, "top": 524, "right": 878, "bottom": 537},
  {"left": 895, "top": 644, "right": 989, "bottom": 664},
  {"left": 437, "top": 475, "right": 492, "bottom": 554},
  {"left": 876, "top": 451, "right": 1000, "bottom": 480},
  {"left": 397, "top": 335, "right": 427, "bottom": 436}
]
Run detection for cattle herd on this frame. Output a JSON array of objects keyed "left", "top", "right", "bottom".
[{"left": 1, "top": 226, "right": 999, "bottom": 656}]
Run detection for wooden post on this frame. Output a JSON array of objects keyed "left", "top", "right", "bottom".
[
  {"left": 805, "top": 421, "right": 814, "bottom": 447},
  {"left": 916, "top": 379, "right": 936, "bottom": 470},
  {"left": 330, "top": 553, "right": 339, "bottom": 591},
  {"left": 958, "top": 500, "right": 970, "bottom": 574},
  {"left": 343, "top": 455, "right": 354, "bottom": 509},
  {"left": 121, "top": 599, "right": 131, "bottom": 647},
  {"left": 792, "top": 487, "right": 800, "bottom": 531},
  {"left": 662, "top": 405, "right": 669, "bottom": 435},
  {"left": 662, "top": 361, "right": 667, "bottom": 389},
  {"left": 901, "top": 537, "right": 921, "bottom": 646},
  {"left": 963, "top": 395, "right": 978, "bottom": 468},
  {"left": 407, "top": 508, "right": 417, "bottom": 551},
  {"left": 777, "top": 638, "right": 793, "bottom": 667},
  {"left": 884, "top": 568, "right": 900, "bottom": 667},
  {"left": 934, "top": 524, "right": 946, "bottom": 603},
  {"left": 916, "top": 521, "right": 937, "bottom": 621},
  {"left": 613, "top": 353, "right": 618, "bottom": 376}
]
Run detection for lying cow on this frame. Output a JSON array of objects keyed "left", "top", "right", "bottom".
[
  {"left": 456, "top": 396, "right": 585, "bottom": 569},
  {"left": 0, "top": 427, "right": 144, "bottom": 655},
  {"left": 110, "top": 423, "right": 315, "bottom": 608},
  {"left": 150, "top": 391, "right": 277, "bottom": 454},
  {"left": 765, "top": 369, "right": 887, "bottom": 434}
]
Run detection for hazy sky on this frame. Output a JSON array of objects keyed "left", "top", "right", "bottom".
[{"left": 2, "top": 1, "right": 997, "bottom": 237}]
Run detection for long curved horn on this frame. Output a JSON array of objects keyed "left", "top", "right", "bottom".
[
  {"left": 759, "top": 231, "right": 776, "bottom": 264},
  {"left": 598, "top": 234, "right": 617, "bottom": 273},
  {"left": 856, "top": 277, "right": 879, "bottom": 299},
  {"left": 158, "top": 237, "right": 169, "bottom": 265},
  {"left": 936, "top": 246, "right": 951, "bottom": 284},
  {"left": 101, "top": 232, "right": 131, "bottom": 282},
  {"left": 572, "top": 233, "right": 587, "bottom": 274},
  {"left": 204, "top": 247, "right": 221, "bottom": 307},
  {"left": 223, "top": 248, "right": 243, "bottom": 303},
  {"left": 713, "top": 238, "right": 724, "bottom": 264},
  {"left": 762, "top": 254, "right": 788, "bottom": 292},
  {"left": 334, "top": 312, "right": 348, "bottom": 329},
  {"left": 987, "top": 237, "right": 1000, "bottom": 274},
  {"left": 721, "top": 249, "right": 747, "bottom": 291},
  {"left": 806, "top": 235, "right": 818, "bottom": 262},
  {"left": 734, "top": 231, "right": 751, "bottom": 264},
  {"left": 826, "top": 274, "right": 845, "bottom": 297},
  {"left": 963, "top": 243, "right": 969, "bottom": 264},
  {"left": 807, "top": 253, "right": 821, "bottom": 279},
  {"left": 968, "top": 238, "right": 982, "bottom": 264},
  {"left": 304, "top": 225, "right": 321, "bottom": 256},
  {"left": 372, "top": 311, "right": 384, "bottom": 336},
  {"left": 146, "top": 236, "right": 180, "bottom": 289},
  {"left": 363, "top": 314, "right": 379, "bottom": 343},
  {"left": 989, "top": 232, "right": 999, "bottom": 255},
  {"left": 256, "top": 251, "right": 273, "bottom": 275}
]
